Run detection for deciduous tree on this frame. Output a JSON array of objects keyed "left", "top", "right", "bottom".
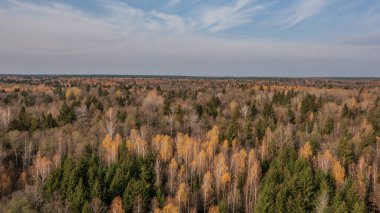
[
  {"left": 109, "top": 196, "right": 124, "bottom": 213},
  {"left": 201, "top": 171, "right": 213, "bottom": 213}
]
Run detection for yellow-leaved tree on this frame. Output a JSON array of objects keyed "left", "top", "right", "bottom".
[
  {"left": 213, "top": 153, "right": 229, "bottom": 198},
  {"left": 153, "top": 135, "right": 173, "bottom": 163},
  {"left": 154, "top": 202, "right": 178, "bottom": 213},
  {"left": 201, "top": 171, "right": 213, "bottom": 213},
  {"left": 332, "top": 159, "right": 345, "bottom": 187},
  {"left": 126, "top": 129, "right": 147, "bottom": 157},
  {"left": 102, "top": 133, "right": 121, "bottom": 165},
  {"left": 244, "top": 149, "right": 261, "bottom": 213},
  {"left": 176, "top": 183, "right": 189, "bottom": 212},
  {"left": 299, "top": 141, "right": 313, "bottom": 159}
]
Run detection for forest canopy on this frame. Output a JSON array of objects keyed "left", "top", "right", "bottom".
[{"left": 0, "top": 76, "right": 379, "bottom": 213}]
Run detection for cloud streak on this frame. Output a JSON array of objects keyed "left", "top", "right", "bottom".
[
  {"left": 285, "top": 0, "right": 331, "bottom": 27},
  {"left": 201, "top": 0, "right": 272, "bottom": 32}
]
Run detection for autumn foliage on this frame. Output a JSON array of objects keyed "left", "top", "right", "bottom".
[{"left": 0, "top": 76, "right": 379, "bottom": 212}]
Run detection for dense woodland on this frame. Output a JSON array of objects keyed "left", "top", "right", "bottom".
[{"left": 0, "top": 76, "right": 379, "bottom": 212}]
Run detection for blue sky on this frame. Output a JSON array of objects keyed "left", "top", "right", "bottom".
[{"left": 0, "top": 0, "right": 379, "bottom": 76}]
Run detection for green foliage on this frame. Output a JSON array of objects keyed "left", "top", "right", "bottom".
[
  {"left": 262, "top": 102, "right": 277, "bottom": 123},
  {"left": 3, "top": 194, "right": 36, "bottom": 213},
  {"left": 249, "top": 102, "right": 258, "bottom": 120},
  {"left": 205, "top": 95, "right": 221, "bottom": 119},
  {"left": 329, "top": 180, "right": 365, "bottom": 213},
  {"left": 300, "top": 94, "right": 320, "bottom": 120},
  {"left": 341, "top": 103, "right": 357, "bottom": 120},
  {"left": 9, "top": 107, "right": 57, "bottom": 132},
  {"left": 255, "top": 119, "right": 269, "bottom": 140},
  {"left": 10, "top": 107, "right": 35, "bottom": 132},
  {"left": 287, "top": 107, "right": 296, "bottom": 124},
  {"left": 245, "top": 121, "right": 254, "bottom": 146},
  {"left": 58, "top": 102, "right": 76, "bottom": 125},
  {"left": 163, "top": 96, "right": 172, "bottom": 115},
  {"left": 337, "top": 138, "right": 355, "bottom": 165},
  {"left": 368, "top": 102, "right": 380, "bottom": 135},
  {"left": 217, "top": 199, "right": 228, "bottom": 213},
  {"left": 41, "top": 113, "right": 58, "bottom": 129},
  {"left": 44, "top": 153, "right": 156, "bottom": 212},
  {"left": 255, "top": 148, "right": 319, "bottom": 213},
  {"left": 225, "top": 120, "right": 239, "bottom": 142},
  {"left": 272, "top": 90, "right": 297, "bottom": 106},
  {"left": 321, "top": 117, "right": 334, "bottom": 135}
]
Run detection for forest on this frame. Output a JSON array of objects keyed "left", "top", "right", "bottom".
[{"left": 0, "top": 76, "right": 379, "bottom": 213}]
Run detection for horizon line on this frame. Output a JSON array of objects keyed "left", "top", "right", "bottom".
[{"left": 1, "top": 73, "right": 380, "bottom": 80}]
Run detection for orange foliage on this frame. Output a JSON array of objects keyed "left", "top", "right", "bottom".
[
  {"left": 332, "top": 160, "right": 345, "bottom": 187},
  {"left": 231, "top": 149, "right": 247, "bottom": 176},
  {"left": 168, "top": 158, "right": 178, "bottom": 195},
  {"left": 153, "top": 135, "right": 173, "bottom": 162},
  {"left": 213, "top": 153, "right": 228, "bottom": 197},
  {"left": 317, "top": 150, "right": 345, "bottom": 187},
  {"left": 176, "top": 183, "right": 189, "bottom": 211},
  {"left": 299, "top": 141, "right": 313, "bottom": 159},
  {"left": 35, "top": 153, "right": 52, "bottom": 184},
  {"left": 102, "top": 133, "right": 122, "bottom": 165},
  {"left": 0, "top": 173, "right": 11, "bottom": 194},
  {"left": 126, "top": 129, "right": 148, "bottom": 157},
  {"left": 208, "top": 206, "right": 220, "bottom": 213},
  {"left": 220, "top": 172, "right": 231, "bottom": 190},
  {"left": 109, "top": 196, "right": 124, "bottom": 213},
  {"left": 201, "top": 171, "right": 213, "bottom": 210},
  {"left": 155, "top": 203, "right": 178, "bottom": 213}
]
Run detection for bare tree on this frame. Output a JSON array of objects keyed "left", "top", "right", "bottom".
[
  {"left": 188, "top": 111, "right": 198, "bottom": 135},
  {"left": 8, "top": 131, "right": 26, "bottom": 168},
  {"left": 142, "top": 90, "right": 164, "bottom": 128},
  {"left": 240, "top": 105, "right": 250, "bottom": 120},
  {"left": 374, "top": 137, "right": 380, "bottom": 209},
  {"left": 23, "top": 138, "right": 34, "bottom": 171},
  {"left": 168, "top": 158, "right": 178, "bottom": 195},
  {"left": 0, "top": 107, "right": 12, "bottom": 131},
  {"left": 0, "top": 145, "right": 4, "bottom": 166},
  {"left": 89, "top": 198, "right": 108, "bottom": 213},
  {"left": 166, "top": 113, "right": 174, "bottom": 136},
  {"left": 104, "top": 107, "right": 117, "bottom": 138},
  {"left": 75, "top": 104, "right": 88, "bottom": 119},
  {"left": 35, "top": 153, "right": 52, "bottom": 188}
]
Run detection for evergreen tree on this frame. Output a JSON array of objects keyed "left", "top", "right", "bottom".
[
  {"left": 250, "top": 102, "right": 258, "bottom": 120},
  {"left": 321, "top": 117, "right": 334, "bottom": 135},
  {"left": 58, "top": 102, "right": 76, "bottom": 125},
  {"left": 41, "top": 113, "right": 58, "bottom": 129},
  {"left": 263, "top": 102, "right": 277, "bottom": 123},
  {"left": 90, "top": 179, "right": 102, "bottom": 199},
  {"left": 255, "top": 148, "right": 319, "bottom": 213},
  {"left": 287, "top": 107, "right": 296, "bottom": 124},
  {"left": 341, "top": 103, "right": 350, "bottom": 118},
  {"left": 69, "top": 178, "right": 86, "bottom": 211},
  {"left": 10, "top": 106, "right": 34, "bottom": 131},
  {"left": 300, "top": 94, "right": 319, "bottom": 120}
]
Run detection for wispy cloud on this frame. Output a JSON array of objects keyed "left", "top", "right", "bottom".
[
  {"left": 167, "top": 0, "right": 182, "bottom": 7},
  {"left": 285, "top": 0, "right": 331, "bottom": 27},
  {"left": 102, "top": 1, "right": 195, "bottom": 34},
  {"left": 151, "top": 11, "right": 196, "bottom": 33},
  {"left": 201, "top": 0, "right": 268, "bottom": 32}
]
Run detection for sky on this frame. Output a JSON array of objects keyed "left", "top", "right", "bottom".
[{"left": 0, "top": 0, "right": 380, "bottom": 77}]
